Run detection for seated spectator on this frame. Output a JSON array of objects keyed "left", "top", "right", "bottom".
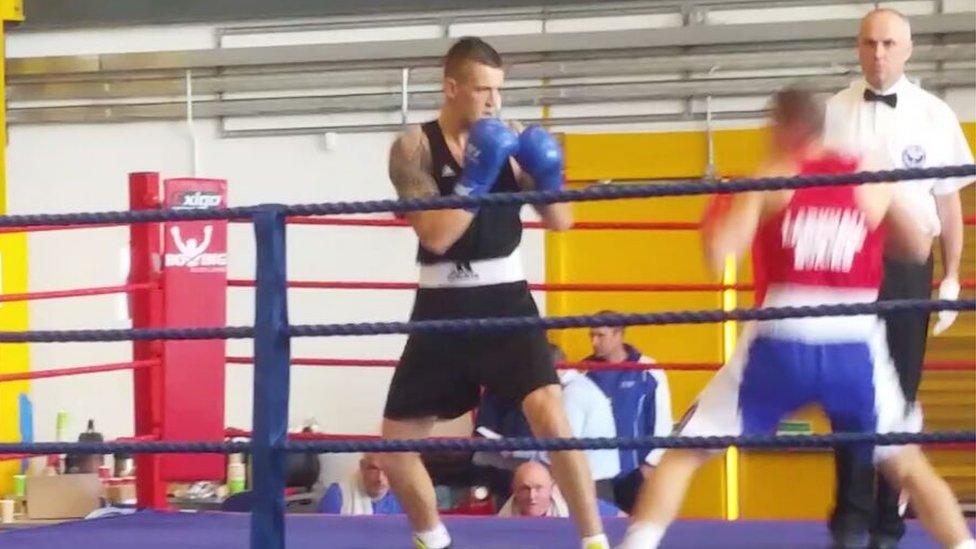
[
  {"left": 318, "top": 453, "right": 403, "bottom": 515},
  {"left": 473, "top": 343, "right": 619, "bottom": 506},
  {"left": 498, "top": 461, "right": 621, "bottom": 518},
  {"left": 585, "top": 315, "right": 673, "bottom": 513}
]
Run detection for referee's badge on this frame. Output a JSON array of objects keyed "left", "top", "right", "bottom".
[{"left": 901, "top": 145, "right": 926, "bottom": 168}]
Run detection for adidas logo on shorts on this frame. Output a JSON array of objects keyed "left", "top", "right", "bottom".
[{"left": 447, "top": 261, "right": 478, "bottom": 282}]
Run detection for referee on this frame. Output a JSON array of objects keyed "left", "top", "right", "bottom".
[{"left": 823, "top": 9, "right": 974, "bottom": 548}]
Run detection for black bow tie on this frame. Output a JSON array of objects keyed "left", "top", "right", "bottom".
[{"left": 863, "top": 88, "right": 897, "bottom": 108}]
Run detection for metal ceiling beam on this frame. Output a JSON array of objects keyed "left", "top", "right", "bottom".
[
  {"left": 10, "top": 68, "right": 972, "bottom": 125},
  {"left": 8, "top": 44, "right": 972, "bottom": 101},
  {"left": 212, "top": 0, "right": 877, "bottom": 35},
  {"left": 8, "top": 13, "right": 972, "bottom": 77},
  {"left": 14, "top": 0, "right": 643, "bottom": 30},
  {"left": 14, "top": 0, "right": 879, "bottom": 30},
  {"left": 219, "top": 110, "right": 768, "bottom": 139}
]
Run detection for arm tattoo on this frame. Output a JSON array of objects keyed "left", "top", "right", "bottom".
[{"left": 388, "top": 132, "right": 439, "bottom": 200}]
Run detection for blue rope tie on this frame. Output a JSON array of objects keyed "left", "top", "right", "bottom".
[
  {"left": 0, "top": 299, "right": 969, "bottom": 343},
  {"left": 0, "top": 165, "right": 971, "bottom": 228},
  {"left": 289, "top": 299, "right": 974, "bottom": 338},
  {"left": 1, "top": 431, "right": 971, "bottom": 456}
]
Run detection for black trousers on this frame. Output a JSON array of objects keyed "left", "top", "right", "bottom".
[
  {"left": 612, "top": 468, "right": 645, "bottom": 514},
  {"left": 830, "top": 256, "right": 933, "bottom": 541}
]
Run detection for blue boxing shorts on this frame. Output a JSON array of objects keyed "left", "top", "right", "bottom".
[{"left": 677, "top": 288, "right": 922, "bottom": 464}]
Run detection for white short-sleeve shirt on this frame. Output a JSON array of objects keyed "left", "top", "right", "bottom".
[
  {"left": 548, "top": 370, "right": 621, "bottom": 481},
  {"left": 824, "top": 75, "right": 975, "bottom": 236}
]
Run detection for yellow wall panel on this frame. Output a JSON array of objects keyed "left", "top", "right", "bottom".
[
  {"left": 563, "top": 128, "right": 769, "bottom": 182},
  {"left": 739, "top": 450, "right": 836, "bottom": 519},
  {"left": 568, "top": 195, "right": 709, "bottom": 222},
  {"left": 565, "top": 132, "right": 709, "bottom": 181},
  {"left": 0, "top": 19, "right": 31, "bottom": 496},
  {"left": 0, "top": 233, "right": 30, "bottom": 495},
  {"left": 0, "top": 0, "right": 23, "bottom": 22}
]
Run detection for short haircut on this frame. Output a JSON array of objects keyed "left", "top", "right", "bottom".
[
  {"left": 594, "top": 310, "right": 625, "bottom": 333},
  {"left": 443, "top": 36, "right": 503, "bottom": 79},
  {"left": 769, "top": 85, "right": 825, "bottom": 138}
]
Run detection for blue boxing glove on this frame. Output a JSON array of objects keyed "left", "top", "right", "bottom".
[
  {"left": 456, "top": 118, "right": 520, "bottom": 201},
  {"left": 514, "top": 125, "right": 564, "bottom": 192}
]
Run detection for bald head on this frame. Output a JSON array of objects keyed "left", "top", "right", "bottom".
[
  {"left": 858, "top": 8, "right": 913, "bottom": 91},
  {"left": 511, "top": 461, "right": 555, "bottom": 517},
  {"left": 359, "top": 453, "right": 390, "bottom": 499}
]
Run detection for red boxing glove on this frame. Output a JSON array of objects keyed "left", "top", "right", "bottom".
[{"left": 701, "top": 193, "right": 734, "bottom": 232}]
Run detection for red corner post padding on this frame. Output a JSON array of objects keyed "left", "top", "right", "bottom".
[
  {"left": 160, "top": 178, "right": 228, "bottom": 481},
  {"left": 129, "top": 173, "right": 165, "bottom": 509}
]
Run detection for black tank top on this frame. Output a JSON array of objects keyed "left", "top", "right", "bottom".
[{"left": 417, "top": 120, "right": 523, "bottom": 265}]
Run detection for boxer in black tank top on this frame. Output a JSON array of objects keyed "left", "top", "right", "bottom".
[
  {"left": 378, "top": 37, "right": 609, "bottom": 549},
  {"left": 384, "top": 118, "right": 557, "bottom": 421}
]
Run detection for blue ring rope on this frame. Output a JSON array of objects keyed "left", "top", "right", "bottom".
[
  {"left": 0, "top": 299, "right": 970, "bottom": 343},
  {"left": 0, "top": 431, "right": 971, "bottom": 456},
  {"left": 0, "top": 165, "right": 970, "bottom": 228},
  {"left": 289, "top": 299, "right": 974, "bottom": 338}
]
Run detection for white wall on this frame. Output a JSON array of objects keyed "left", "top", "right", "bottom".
[
  {"left": 5, "top": 3, "right": 974, "bottom": 480},
  {"left": 9, "top": 120, "right": 549, "bottom": 440}
]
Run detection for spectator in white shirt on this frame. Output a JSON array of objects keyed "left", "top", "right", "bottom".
[
  {"left": 554, "top": 360, "right": 621, "bottom": 503},
  {"left": 823, "top": 9, "right": 975, "bottom": 549},
  {"left": 585, "top": 316, "right": 673, "bottom": 513},
  {"left": 474, "top": 344, "right": 620, "bottom": 506}
]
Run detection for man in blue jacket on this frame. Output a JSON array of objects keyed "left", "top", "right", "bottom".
[{"left": 585, "top": 314, "right": 673, "bottom": 513}]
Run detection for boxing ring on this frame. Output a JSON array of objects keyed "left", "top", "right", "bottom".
[{"left": 0, "top": 165, "right": 974, "bottom": 548}]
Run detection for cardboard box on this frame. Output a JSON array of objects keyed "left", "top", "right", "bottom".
[
  {"left": 26, "top": 474, "right": 101, "bottom": 519},
  {"left": 105, "top": 481, "right": 136, "bottom": 505}
]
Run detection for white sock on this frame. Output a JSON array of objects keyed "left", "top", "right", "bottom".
[
  {"left": 951, "top": 540, "right": 976, "bottom": 549},
  {"left": 616, "top": 522, "right": 666, "bottom": 549},
  {"left": 414, "top": 523, "right": 451, "bottom": 549},
  {"left": 582, "top": 533, "right": 610, "bottom": 549}
]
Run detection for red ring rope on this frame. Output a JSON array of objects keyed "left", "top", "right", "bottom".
[
  {"left": 224, "top": 356, "right": 975, "bottom": 372},
  {"left": 0, "top": 222, "right": 128, "bottom": 234},
  {"left": 115, "top": 434, "right": 160, "bottom": 443},
  {"left": 225, "top": 427, "right": 382, "bottom": 441},
  {"left": 227, "top": 279, "right": 976, "bottom": 293},
  {"left": 0, "top": 282, "right": 155, "bottom": 304},
  {"left": 0, "top": 359, "right": 158, "bottom": 384}
]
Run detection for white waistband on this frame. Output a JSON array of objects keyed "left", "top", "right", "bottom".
[
  {"left": 756, "top": 284, "right": 881, "bottom": 343},
  {"left": 418, "top": 254, "right": 525, "bottom": 289}
]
